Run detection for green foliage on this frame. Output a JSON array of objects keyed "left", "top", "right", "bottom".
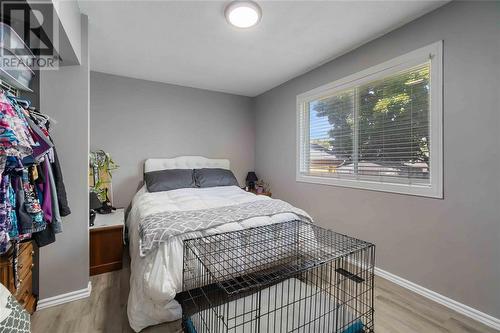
[
  {"left": 89, "top": 150, "right": 119, "bottom": 201},
  {"left": 313, "top": 64, "right": 430, "bottom": 168},
  {"left": 314, "top": 89, "right": 355, "bottom": 161},
  {"left": 89, "top": 150, "right": 119, "bottom": 176}
]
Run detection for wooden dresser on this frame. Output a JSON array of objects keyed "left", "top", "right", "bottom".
[{"left": 0, "top": 241, "right": 37, "bottom": 314}]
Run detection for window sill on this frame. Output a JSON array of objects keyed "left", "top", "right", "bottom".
[{"left": 296, "top": 174, "right": 443, "bottom": 199}]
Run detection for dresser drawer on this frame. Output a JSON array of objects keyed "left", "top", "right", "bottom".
[
  {"left": 0, "top": 257, "right": 14, "bottom": 291},
  {"left": 18, "top": 242, "right": 33, "bottom": 254},
  {"left": 17, "top": 244, "right": 34, "bottom": 282},
  {"left": 0, "top": 241, "right": 37, "bottom": 314},
  {"left": 16, "top": 274, "right": 32, "bottom": 308}
]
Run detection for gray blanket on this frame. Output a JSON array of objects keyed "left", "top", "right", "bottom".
[{"left": 139, "top": 199, "right": 312, "bottom": 256}]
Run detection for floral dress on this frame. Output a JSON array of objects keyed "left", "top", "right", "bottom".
[{"left": 0, "top": 92, "right": 33, "bottom": 176}]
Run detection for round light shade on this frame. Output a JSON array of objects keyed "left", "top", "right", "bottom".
[{"left": 225, "top": 1, "right": 262, "bottom": 28}]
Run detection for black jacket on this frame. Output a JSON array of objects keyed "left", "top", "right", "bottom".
[{"left": 51, "top": 148, "right": 71, "bottom": 217}]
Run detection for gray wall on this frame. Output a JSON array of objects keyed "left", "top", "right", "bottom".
[
  {"left": 38, "top": 15, "right": 89, "bottom": 299},
  {"left": 254, "top": 1, "right": 500, "bottom": 318},
  {"left": 90, "top": 72, "right": 255, "bottom": 208}
]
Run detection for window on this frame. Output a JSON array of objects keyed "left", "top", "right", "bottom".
[{"left": 297, "top": 41, "right": 442, "bottom": 198}]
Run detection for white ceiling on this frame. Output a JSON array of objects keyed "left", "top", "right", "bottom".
[{"left": 79, "top": 0, "right": 448, "bottom": 97}]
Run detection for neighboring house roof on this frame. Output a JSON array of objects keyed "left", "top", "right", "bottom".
[
  {"left": 337, "top": 161, "right": 429, "bottom": 177},
  {"left": 309, "top": 144, "right": 338, "bottom": 161}
]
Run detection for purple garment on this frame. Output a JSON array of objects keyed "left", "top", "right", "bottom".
[
  {"left": 38, "top": 159, "right": 52, "bottom": 222},
  {"left": 30, "top": 127, "right": 52, "bottom": 159},
  {"left": 26, "top": 117, "right": 53, "bottom": 160}
]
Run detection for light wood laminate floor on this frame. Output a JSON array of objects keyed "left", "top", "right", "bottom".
[{"left": 31, "top": 255, "right": 498, "bottom": 333}]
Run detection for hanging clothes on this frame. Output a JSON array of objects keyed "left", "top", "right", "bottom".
[
  {"left": 38, "top": 159, "right": 52, "bottom": 223},
  {"left": 0, "top": 93, "right": 33, "bottom": 176},
  {"left": 25, "top": 117, "right": 53, "bottom": 160},
  {"left": 46, "top": 159, "right": 62, "bottom": 234},
  {"left": 51, "top": 148, "right": 71, "bottom": 217},
  {"left": 7, "top": 181, "right": 18, "bottom": 239},
  {"left": 0, "top": 90, "right": 69, "bottom": 253},
  {"left": 20, "top": 169, "right": 45, "bottom": 234},
  {"left": 0, "top": 174, "right": 12, "bottom": 253}
]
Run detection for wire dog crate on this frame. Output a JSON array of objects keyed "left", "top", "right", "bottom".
[{"left": 179, "top": 220, "right": 375, "bottom": 333}]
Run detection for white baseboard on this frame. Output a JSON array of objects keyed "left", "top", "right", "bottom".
[
  {"left": 375, "top": 267, "right": 500, "bottom": 330},
  {"left": 37, "top": 281, "right": 92, "bottom": 311}
]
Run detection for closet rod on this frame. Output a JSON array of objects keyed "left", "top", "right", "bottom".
[{"left": 0, "top": 78, "right": 19, "bottom": 96}]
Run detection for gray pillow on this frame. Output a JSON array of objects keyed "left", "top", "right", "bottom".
[
  {"left": 194, "top": 168, "right": 239, "bottom": 188},
  {"left": 144, "top": 169, "right": 195, "bottom": 192}
]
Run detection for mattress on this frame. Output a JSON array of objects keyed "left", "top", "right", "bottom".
[{"left": 127, "top": 185, "right": 301, "bottom": 332}]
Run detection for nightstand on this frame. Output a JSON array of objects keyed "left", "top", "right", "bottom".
[{"left": 89, "top": 208, "right": 124, "bottom": 276}]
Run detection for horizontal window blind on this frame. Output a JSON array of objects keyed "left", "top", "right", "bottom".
[{"left": 299, "top": 62, "right": 431, "bottom": 185}]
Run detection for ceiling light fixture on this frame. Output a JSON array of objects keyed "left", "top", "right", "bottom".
[{"left": 225, "top": 1, "right": 262, "bottom": 29}]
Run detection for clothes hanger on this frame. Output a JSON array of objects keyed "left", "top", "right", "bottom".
[
  {"left": 3, "top": 92, "right": 58, "bottom": 125},
  {"left": 7, "top": 95, "right": 31, "bottom": 108},
  {"left": 27, "top": 106, "right": 58, "bottom": 125}
]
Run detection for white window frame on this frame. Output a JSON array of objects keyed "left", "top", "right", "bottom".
[{"left": 296, "top": 41, "right": 443, "bottom": 198}]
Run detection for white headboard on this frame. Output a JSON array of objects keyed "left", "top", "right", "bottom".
[{"left": 144, "top": 156, "right": 230, "bottom": 173}]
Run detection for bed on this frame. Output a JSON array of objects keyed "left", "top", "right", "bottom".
[{"left": 126, "top": 156, "right": 311, "bottom": 332}]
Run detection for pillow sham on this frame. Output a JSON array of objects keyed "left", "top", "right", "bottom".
[
  {"left": 144, "top": 169, "right": 195, "bottom": 192},
  {"left": 194, "top": 168, "right": 239, "bottom": 188}
]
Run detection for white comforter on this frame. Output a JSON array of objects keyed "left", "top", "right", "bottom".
[{"left": 127, "top": 186, "right": 300, "bottom": 332}]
